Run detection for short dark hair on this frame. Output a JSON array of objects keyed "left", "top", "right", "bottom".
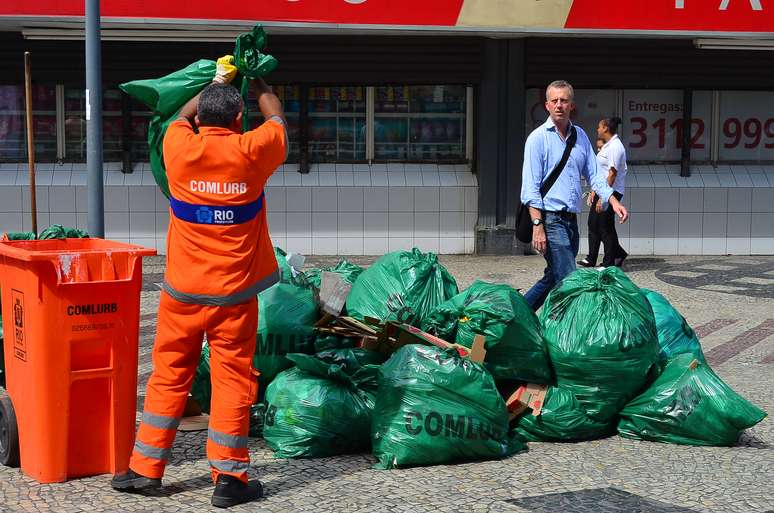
[
  {"left": 603, "top": 116, "right": 622, "bottom": 135},
  {"left": 198, "top": 83, "right": 243, "bottom": 128}
]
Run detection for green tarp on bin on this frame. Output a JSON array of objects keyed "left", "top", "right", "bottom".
[
  {"left": 263, "top": 349, "right": 384, "bottom": 458},
  {"left": 618, "top": 354, "right": 767, "bottom": 446},
  {"left": 642, "top": 288, "right": 705, "bottom": 362},
  {"left": 37, "top": 225, "right": 89, "bottom": 240},
  {"left": 540, "top": 267, "right": 660, "bottom": 422},
  {"left": 346, "top": 249, "right": 458, "bottom": 326},
  {"left": 3, "top": 225, "right": 89, "bottom": 241},
  {"left": 371, "top": 344, "right": 524, "bottom": 469},
  {"left": 421, "top": 280, "right": 552, "bottom": 384}
]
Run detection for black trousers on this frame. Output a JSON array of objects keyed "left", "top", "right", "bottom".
[{"left": 586, "top": 191, "right": 627, "bottom": 267}]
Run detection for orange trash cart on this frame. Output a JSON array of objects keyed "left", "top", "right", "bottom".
[{"left": 0, "top": 238, "right": 155, "bottom": 483}]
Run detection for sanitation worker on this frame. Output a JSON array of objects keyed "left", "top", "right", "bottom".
[{"left": 111, "top": 56, "right": 287, "bottom": 508}]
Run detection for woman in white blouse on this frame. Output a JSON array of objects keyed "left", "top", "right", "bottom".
[{"left": 579, "top": 117, "right": 628, "bottom": 268}]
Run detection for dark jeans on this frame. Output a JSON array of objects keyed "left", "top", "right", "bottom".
[
  {"left": 524, "top": 211, "right": 579, "bottom": 312},
  {"left": 586, "top": 191, "right": 627, "bottom": 267}
]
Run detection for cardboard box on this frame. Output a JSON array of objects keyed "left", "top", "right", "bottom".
[{"left": 506, "top": 383, "right": 548, "bottom": 420}]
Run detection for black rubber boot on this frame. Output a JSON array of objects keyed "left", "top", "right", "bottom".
[
  {"left": 211, "top": 474, "right": 264, "bottom": 508},
  {"left": 111, "top": 469, "right": 162, "bottom": 492}
]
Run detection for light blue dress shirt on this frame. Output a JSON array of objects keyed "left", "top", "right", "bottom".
[{"left": 521, "top": 117, "right": 614, "bottom": 214}]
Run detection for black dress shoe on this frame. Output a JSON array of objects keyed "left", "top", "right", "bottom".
[
  {"left": 211, "top": 474, "right": 264, "bottom": 508},
  {"left": 577, "top": 258, "right": 594, "bottom": 267},
  {"left": 111, "top": 469, "right": 162, "bottom": 492},
  {"left": 615, "top": 254, "right": 628, "bottom": 267}
]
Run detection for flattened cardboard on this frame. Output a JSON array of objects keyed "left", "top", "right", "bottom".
[{"left": 319, "top": 271, "right": 351, "bottom": 316}]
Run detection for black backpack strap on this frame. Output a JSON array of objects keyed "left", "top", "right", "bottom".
[{"left": 539, "top": 125, "right": 577, "bottom": 198}]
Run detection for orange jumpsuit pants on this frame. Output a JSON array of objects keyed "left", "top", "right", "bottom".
[{"left": 129, "top": 291, "right": 258, "bottom": 484}]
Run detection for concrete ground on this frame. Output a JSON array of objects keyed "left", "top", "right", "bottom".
[{"left": 0, "top": 254, "right": 772, "bottom": 513}]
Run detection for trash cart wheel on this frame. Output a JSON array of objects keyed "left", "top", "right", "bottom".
[{"left": 0, "top": 395, "right": 20, "bottom": 467}]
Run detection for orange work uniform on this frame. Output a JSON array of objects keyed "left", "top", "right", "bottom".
[{"left": 129, "top": 115, "right": 287, "bottom": 484}]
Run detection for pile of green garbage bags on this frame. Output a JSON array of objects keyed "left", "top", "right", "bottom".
[
  {"left": 188, "top": 248, "right": 766, "bottom": 470},
  {"left": 513, "top": 267, "right": 766, "bottom": 446}
]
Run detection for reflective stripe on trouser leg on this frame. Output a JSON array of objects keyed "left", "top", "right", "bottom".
[
  {"left": 130, "top": 292, "right": 206, "bottom": 479},
  {"left": 206, "top": 297, "right": 259, "bottom": 484}
]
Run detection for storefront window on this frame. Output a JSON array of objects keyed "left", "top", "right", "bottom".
[
  {"left": 0, "top": 84, "right": 57, "bottom": 163},
  {"left": 375, "top": 85, "right": 466, "bottom": 161},
  {"left": 0, "top": 85, "right": 26, "bottom": 161},
  {"left": 621, "top": 90, "right": 711, "bottom": 162},
  {"left": 308, "top": 86, "right": 366, "bottom": 162},
  {"left": 526, "top": 88, "right": 713, "bottom": 163},
  {"left": 526, "top": 88, "right": 618, "bottom": 146},
  {"left": 247, "top": 85, "right": 300, "bottom": 164},
  {"left": 718, "top": 91, "right": 774, "bottom": 162},
  {"left": 64, "top": 87, "right": 124, "bottom": 162},
  {"left": 129, "top": 97, "right": 151, "bottom": 162}
]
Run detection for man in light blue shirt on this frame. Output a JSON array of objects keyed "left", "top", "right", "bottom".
[{"left": 520, "top": 80, "right": 629, "bottom": 310}]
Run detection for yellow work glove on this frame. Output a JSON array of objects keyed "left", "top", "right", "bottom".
[{"left": 213, "top": 55, "right": 237, "bottom": 84}]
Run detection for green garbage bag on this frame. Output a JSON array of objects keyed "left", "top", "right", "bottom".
[
  {"left": 540, "top": 267, "right": 660, "bottom": 422},
  {"left": 254, "top": 283, "right": 319, "bottom": 389},
  {"left": 37, "top": 224, "right": 89, "bottom": 239},
  {"left": 249, "top": 402, "right": 267, "bottom": 438},
  {"left": 313, "top": 334, "right": 357, "bottom": 353},
  {"left": 263, "top": 350, "right": 382, "bottom": 458},
  {"left": 3, "top": 231, "right": 36, "bottom": 240},
  {"left": 120, "top": 59, "right": 216, "bottom": 197},
  {"left": 421, "top": 280, "right": 552, "bottom": 384},
  {"left": 371, "top": 344, "right": 524, "bottom": 469},
  {"left": 273, "top": 247, "right": 311, "bottom": 287},
  {"left": 274, "top": 247, "right": 294, "bottom": 283},
  {"left": 618, "top": 354, "right": 767, "bottom": 446},
  {"left": 642, "top": 289, "right": 705, "bottom": 362},
  {"left": 190, "top": 343, "right": 212, "bottom": 413},
  {"left": 515, "top": 387, "right": 615, "bottom": 442},
  {"left": 304, "top": 259, "right": 364, "bottom": 289},
  {"left": 120, "top": 25, "right": 278, "bottom": 196},
  {"left": 346, "top": 249, "right": 458, "bottom": 326},
  {"left": 232, "top": 25, "right": 279, "bottom": 133}
]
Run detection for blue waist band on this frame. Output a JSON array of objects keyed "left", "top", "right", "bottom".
[{"left": 169, "top": 192, "right": 264, "bottom": 225}]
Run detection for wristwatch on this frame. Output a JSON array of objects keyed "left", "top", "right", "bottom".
[{"left": 532, "top": 218, "right": 543, "bottom": 226}]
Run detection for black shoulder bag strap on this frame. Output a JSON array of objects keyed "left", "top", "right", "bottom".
[{"left": 539, "top": 125, "right": 577, "bottom": 199}]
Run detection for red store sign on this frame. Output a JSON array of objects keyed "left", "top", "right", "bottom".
[{"left": 1, "top": 0, "right": 773, "bottom": 33}]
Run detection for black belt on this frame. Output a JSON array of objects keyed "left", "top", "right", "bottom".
[{"left": 543, "top": 210, "right": 577, "bottom": 221}]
